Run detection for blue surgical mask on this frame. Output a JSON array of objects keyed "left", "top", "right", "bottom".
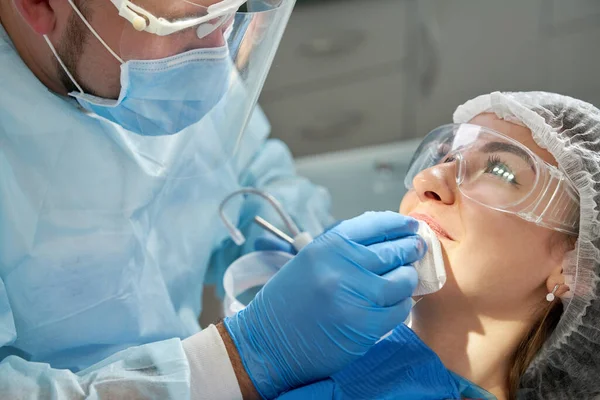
[
  {"left": 44, "top": 34, "right": 233, "bottom": 136},
  {"left": 43, "top": 0, "right": 234, "bottom": 138},
  {"left": 70, "top": 47, "right": 232, "bottom": 136}
]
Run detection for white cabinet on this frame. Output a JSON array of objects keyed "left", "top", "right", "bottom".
[
  {"left": 537, "top": 0, "right": 600, "bottom": 101},
  {"left": 261, "top": 0, "right": 600, "bottom": 157},
  {"left": 263, "top": 71, "right": 406, "bottom": 156},
  {"left": 260, "top": 0, "right": 416, "bottom": 157},
  {"left": 263, "top": 0, "right": 408, "bottom": 92}
]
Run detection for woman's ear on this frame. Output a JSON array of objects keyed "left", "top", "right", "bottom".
[
  {"left": 545, "top": 265, "right": 570, "bottom": 299},
  {"left": 13, "top": 0, "right": 56, "bottom": 35},
  {"left": 545, "top": 233, "right": 576, "bottom": 299}
]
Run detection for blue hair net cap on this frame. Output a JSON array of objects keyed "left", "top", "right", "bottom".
[{"left": 454, "top": 91, "right": 600, "bottom": 399}]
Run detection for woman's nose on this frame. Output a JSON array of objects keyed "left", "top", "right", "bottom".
[{"left": 411, "top": 163, "right": 457, "bottom": 205}]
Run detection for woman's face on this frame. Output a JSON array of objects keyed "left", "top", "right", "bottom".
[{"left": 400, "top": 114, "right": 568, "bottom": 318}]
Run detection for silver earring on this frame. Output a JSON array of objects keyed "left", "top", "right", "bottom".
[{"left": 546, "top": 284, "right": 560, "bottom": 302}]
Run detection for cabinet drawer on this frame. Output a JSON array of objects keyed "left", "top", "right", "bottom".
[
  {"left": 263, "top": 71, "right": 412, "bottom": 157},
  {"left": 263, "top": 0, "right": 408, "bottom": 93},
  {"left": 547, "top": 0, "right": 600, "bottom": 31}
]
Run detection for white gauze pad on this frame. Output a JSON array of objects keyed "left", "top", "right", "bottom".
[{"left": 413, "top": 221, "right": 447, "bottom": 296}]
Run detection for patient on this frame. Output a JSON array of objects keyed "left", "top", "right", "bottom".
[{"left": 277, "top": 92, "right": 600, "bottom": 400}]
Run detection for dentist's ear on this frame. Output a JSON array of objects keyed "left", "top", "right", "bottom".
[{"left": 12, "top": 0, "right": 57, "bottom": 35}]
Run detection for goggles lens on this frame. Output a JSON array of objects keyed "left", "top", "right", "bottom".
[{"left": 404, "top": 124, "right": 579, "bottom": 234}]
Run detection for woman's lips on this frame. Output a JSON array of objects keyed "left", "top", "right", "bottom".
[{"left": 409, "top": 213, "right": 454, "bottom": 241}]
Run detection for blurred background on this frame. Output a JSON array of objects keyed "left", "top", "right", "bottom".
[{"left": 258, "top": 0, "right": 600, "bottom": 220}]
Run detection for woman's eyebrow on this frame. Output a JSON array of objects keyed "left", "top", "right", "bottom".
[{"left": 480, "top": 141, "right": 535, "bottom": 168}]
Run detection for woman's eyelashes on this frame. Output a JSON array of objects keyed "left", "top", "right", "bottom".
[{"left": 484, "top": 155, "right": 520, "bottom": 186}]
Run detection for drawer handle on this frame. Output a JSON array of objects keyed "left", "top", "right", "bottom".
[
  {"left": 372, "top": 161, "right": 407, "bottom": 194},
  {"left": 300, "top": 110, "right": 365, "bottom": 141},
  {"left": 299, "top": 29, "right": 366, "bottom": 58},
  {"left": 374, "top": 161, "right": 406, "bottom": 177}
]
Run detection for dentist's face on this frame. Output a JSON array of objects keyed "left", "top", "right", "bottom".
[
  {"left": 400, "top": 114, "right": 572, "bottom": 319},
  {"left": 54, "top": 0, "right": 228, "bottom": 98}
]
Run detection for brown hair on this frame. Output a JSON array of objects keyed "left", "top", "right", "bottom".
[
  {"left": 507, "top": 234, "right": 576, "bottom": 399},
  {"left": 507, "top": 301, "right": 563, "bottom": 399}
]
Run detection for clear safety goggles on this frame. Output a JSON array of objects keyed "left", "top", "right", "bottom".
[{"left": 404, "top": 124, "right": 580, "bottom": 235}]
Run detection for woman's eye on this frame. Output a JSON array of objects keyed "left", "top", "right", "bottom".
[
  {"left": 438, "top": 153, "right": 456, "bottom": 164},
  {"left": 436, "top": 142, "right": 452, "bottom": 156},
  {"left": 484, "top": 156, "right": 520, "bottom": 186},
  {"left": 444, "top": 155, "right": 456, "bottom": 163}
]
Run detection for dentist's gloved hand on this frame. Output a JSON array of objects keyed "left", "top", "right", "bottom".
[{"left": 224, "top": 211, "right": 424, "bottom": 399}]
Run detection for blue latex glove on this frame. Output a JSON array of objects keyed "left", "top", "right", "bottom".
[{"left": 225, "top": 211, "right": 425, "bottom": 399}]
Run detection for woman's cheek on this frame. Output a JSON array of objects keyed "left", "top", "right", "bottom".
[{"left": 399, "top": 192, "right": 418, "bottom": 214}]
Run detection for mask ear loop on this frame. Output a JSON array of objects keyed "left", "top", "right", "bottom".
[
  {"left": 44, "top": 0, "right": 126, "bottom": 96},
  {"left": 43, "top": 35, "right": 85, "bottom": 94},
  {"left": 66, "top": 0, "right": 125, "bottom": 64}
]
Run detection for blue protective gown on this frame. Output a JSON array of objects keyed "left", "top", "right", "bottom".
[
  {"left": 277, "top": 324, "right": 497, "bottom": 400},
  {"left": 0, "top": 22, "right": 333, "bottom": 398}
]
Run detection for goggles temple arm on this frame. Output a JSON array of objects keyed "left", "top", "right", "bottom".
[
  {"left": 539, "top": 176, "right": 580, "bottom": 235},
  {"left": 69, "top": 0, "right": 124, "bottom": 63},
  {"left": 524, "top": 166, "right": 579, "bottom": 235}
]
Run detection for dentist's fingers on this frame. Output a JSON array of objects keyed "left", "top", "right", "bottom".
[
  {"left": 332, "top": 212, "right": 420, "bottom": 247},
  {"left": 364, "top": 235, "right": 426, "bottom": 275}
]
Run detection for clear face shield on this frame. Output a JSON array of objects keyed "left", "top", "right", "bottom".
[
  {"left": 404, "top": 124, "right": 580, "bottom": 235},
  {"left": 47, "top": 0, "right": 295, "bottom": 174}
]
